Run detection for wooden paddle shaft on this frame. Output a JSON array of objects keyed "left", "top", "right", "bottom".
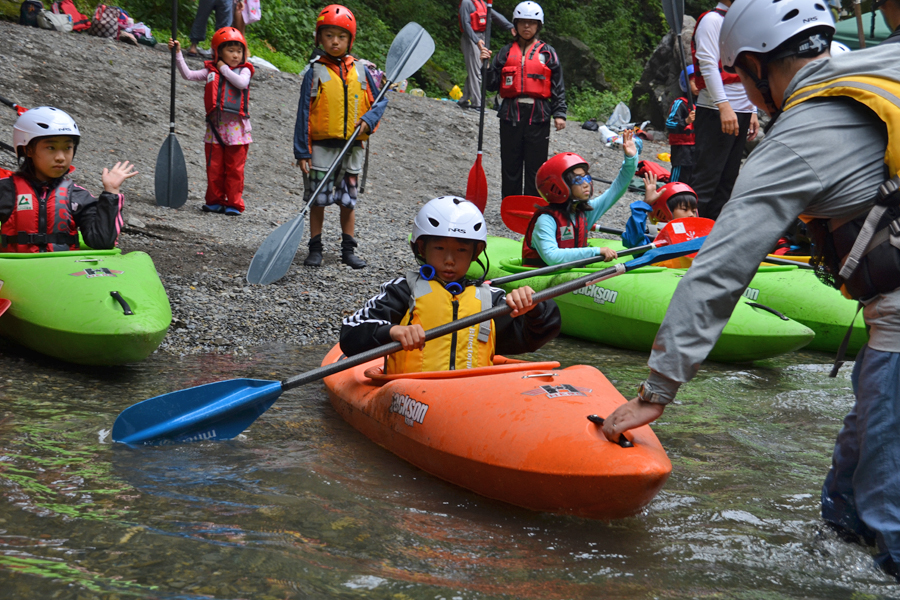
[{"left": 855, "top": 0, "right": 866, "bottom": 49}]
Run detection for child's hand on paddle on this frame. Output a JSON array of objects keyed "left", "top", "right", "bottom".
[
  {"left": 622, "top": 130, "right": 637, "bottom": 157},
  {"left": 686, "top": 109, "right": 696, "bottom": 125},
  {"left": 167, "top": 38, "right": 180, "bottom": 52},
  {"left": 102, "top": 161, "right": 138, "bottom": 194},
  {"left": 477, "top": 40, "right": 492, "bottom": 61},
  {"left": 355, "top": 119, "right": 370, "bottom": 135},
  {"left": 506, "top": 286, "right": 537, "bottom": 317},
  {"left": 296, "top": 159, "right": 310, "bottom": 174},
  {"left": 643, "top": 173, "right": 663, "bottom": 205},
  {"left": 390, "top": 324, "right": 426, "bottom": 351},
  {"left": 595, "top": 246, "right": 617, "bottom": 262}
]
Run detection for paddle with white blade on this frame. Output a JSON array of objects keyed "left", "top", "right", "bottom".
[
  {"left": 246, "top": 23, "right": 436, "bottom": 285},
  {"left": 112, "top": 237, "right": 706, "bottom": 446}
]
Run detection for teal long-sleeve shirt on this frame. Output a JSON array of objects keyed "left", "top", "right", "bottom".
[{"left": 530, "top": 152, "right": 639, "bottom": 266}]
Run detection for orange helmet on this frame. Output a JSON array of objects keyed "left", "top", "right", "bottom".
[
  {"left": 651, "top": 182, "right": 697, "bottom": 222},
  {"left": 535, "top": 152, "right": 589, "bottom": 204},
  {"left": 316, "top": 4, "right": 357, "bottom": 52},
  {"left": 211, "top": 27, "right": 247, "bottom": 63}
]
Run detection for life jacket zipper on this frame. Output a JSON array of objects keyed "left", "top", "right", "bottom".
[
  {"left": 341, "top": 61, "right": 349, "bottom": 139},
  {"left": 449, "top": 299, "right": 459, "bottom": 370}
]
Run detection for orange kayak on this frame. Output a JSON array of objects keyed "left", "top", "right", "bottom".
[{"left": 321, "top": 345, "right": 672, "bottom": 520}]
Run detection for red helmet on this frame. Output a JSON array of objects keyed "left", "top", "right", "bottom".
[
  {"left": 535, "top": 152, "right": 589, "bottom": 204},
  {"left": 651, "top": 182, "right": 697, "bottom": 222},
  {"left": 211, "top": 27, "right": 247, "bottom": 63},
  {"left": 316, "top": 4, "right": 357, "bottom": 52}
]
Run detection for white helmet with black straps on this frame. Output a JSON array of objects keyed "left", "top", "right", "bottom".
[
  {"left": 13, "top": 106, "right": 80, "bottom": 159},
  {"left": 412, "top": 196, "right": 487, "bottom": 246},
  {"left": 720, "top": 0, "right": 835, "bottom": 70},
  {"left": 513, "top": 1, "right": 544, "bottom": 23}
]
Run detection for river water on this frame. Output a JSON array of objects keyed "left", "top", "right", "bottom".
[{"left": 0, "top": 336, "right": 896, "bottom": 599}]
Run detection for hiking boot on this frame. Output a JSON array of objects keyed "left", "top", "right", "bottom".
[
  {"left": 304, "top": 234, "right": 323, "bottom": 267},
  {"left": 341, "top": 234, "right": 366, "bottom": 269}
]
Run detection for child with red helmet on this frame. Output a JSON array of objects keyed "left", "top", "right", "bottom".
[
  {"left": 292, "top": 4, "right": 388, "bottom": 269},
  {"left": 521, "top": 130, "right": 640, "bottom": 266},
  {"left": 168, "top": 27, "right": 255, "bottom": 215},
  {"left": 622, "top": 174, "right": 699, "bottom": 248}
]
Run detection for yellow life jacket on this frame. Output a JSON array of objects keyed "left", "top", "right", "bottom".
[
  {"left": 385, "top": 271, "right": 496, "bottom": 374},
  {"left": 308, "top": 56, "right": 373, "bottom": 142}
]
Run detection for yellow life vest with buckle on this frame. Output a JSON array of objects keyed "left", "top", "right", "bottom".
[
  {"left": 385, "top": 271, "right": 496, "bottom": 374},
  {"left": 308, "top": 56, "right": 372, "bottom": 142}
]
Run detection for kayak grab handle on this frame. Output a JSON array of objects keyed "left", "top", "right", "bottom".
[
  {"left": 110, "top": 291, "right": 134, "bottom": 316},
  {"left": 745, "top": 301, "right": 789, "bottom": 321},
  {"left": 586, "top": 414, "right": 634, "bottom": 448}
]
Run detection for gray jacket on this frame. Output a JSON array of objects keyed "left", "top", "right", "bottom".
[
  {"left": 644, "top": 44, "right": 900, "bottom": 402},
  {"left": 459, "top": 0, "right": 513, "bottom": 45}
]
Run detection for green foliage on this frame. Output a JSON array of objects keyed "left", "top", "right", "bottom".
[{"left": 566, "top": 86, "right": 632, "bottom": 123}]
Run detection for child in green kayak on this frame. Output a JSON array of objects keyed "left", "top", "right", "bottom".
[
  {"left": 340, "top": 196, "right": 561, "bottom": 374},
  {"left": 521, "top": 130, "right": 640, "bottom": 266},
  {"left": 0, "top": 107, "right": 134, "bottom": 253},
  {"left": 622, "top": 174, "right": 700, "bottom": 248}
]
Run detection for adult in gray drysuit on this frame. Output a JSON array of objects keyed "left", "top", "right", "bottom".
[
  {"left": 601, "top": 0, "right": 900, "bottom": 576},
  {"left": 458, "top": 0, "right": 513, "bottom": 110}
]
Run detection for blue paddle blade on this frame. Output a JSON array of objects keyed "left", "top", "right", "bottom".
[
  {"left": 112, "top": 378, "right": 283, "bottom": 446},
  {"left": 624, "top": 236, "right": 706, "bottom": 270}
]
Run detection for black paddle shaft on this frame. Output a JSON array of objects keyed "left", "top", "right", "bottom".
[
  {"left": 169, "top": 0, "right": 177, "bottom": 135},
  {"left": 475, "top": 2, "right": 493, "bottom": 151},
  {"left": 490, "top": 242, "right": 656, "bottom": 286},
  {"left": 279, "top": 248, "right": 715, "bottom": 392}
]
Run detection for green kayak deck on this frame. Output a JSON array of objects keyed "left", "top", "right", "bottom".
[{"left": 0, "top": 249, "right": 172, "bottom": 365}]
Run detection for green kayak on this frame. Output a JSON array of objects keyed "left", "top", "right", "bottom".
[
  {"left": 0, "top": 249, "right": 171, "bottom": 365},
  {"left": 473, "top": 236, "right": 815, "bottom": 363}
]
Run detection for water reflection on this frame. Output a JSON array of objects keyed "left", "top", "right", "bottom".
[{"left": 0, "top": 337, "right": 897, "bottom": 598}]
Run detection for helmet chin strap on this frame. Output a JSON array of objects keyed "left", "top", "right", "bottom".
[{"left": 736, "top": 58, "right": 780, "bottom": 122}]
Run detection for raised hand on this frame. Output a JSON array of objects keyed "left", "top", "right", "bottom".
[{"left": 102, "top": 161, "right": 138, "bottom": 194}]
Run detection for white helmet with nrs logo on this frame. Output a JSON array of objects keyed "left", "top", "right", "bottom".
[
  {"left": 513, "top": 1, "right": 544, "bottom": 23},
  {"left": 411, "top": 196, "right": 487, "bottom": 245},
  {"left": 13, "top": 106, "right": 81, "bottom": 159}
]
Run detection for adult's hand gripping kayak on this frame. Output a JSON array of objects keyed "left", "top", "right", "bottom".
[
  {"left": 112, "top": 237, "right": 706, "bottom": 446},
  {"left": 245, "top": 23, "right": 436, "bottom": 286}
]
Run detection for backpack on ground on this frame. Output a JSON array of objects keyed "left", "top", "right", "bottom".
[
  {"left": 38, "top": 9, "right": 73, "bottom": 32},
  {"left": 52, "top": 0, "right": 91, "bottom": 32},
  {"left": 19, "top": 0, "right": 44, "bottom": 27},
  {"left": 87, "top": 4, "right": 119, "bottom": 38}
]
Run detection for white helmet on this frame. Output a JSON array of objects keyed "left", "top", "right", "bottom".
[
  {"left": 720, "top": 0, "right": 835, "bottom": 70},
  {"left": 411, "top": 196, "right": 487, "bottom": 246},
  {"left": 513, "top": 1, "right": 544, "bottom": 23},
  {"left": 13, "top": 107, "right": 80, "bottom": 159},
  {"left": 830, "top": 40, "right": 851, "bottom": 54}
]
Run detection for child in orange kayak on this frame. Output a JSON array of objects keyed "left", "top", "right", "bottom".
[
  {"left": 0, "top": 107, "right": 133, "bottom": 252},
  {"left": 522, "top": 130, "right": 640, "bottom": 266},
  {"left": 340, "top": 196, "right": 561, "bottom": 374}
]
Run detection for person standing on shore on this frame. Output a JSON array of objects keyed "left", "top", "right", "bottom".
[
  {"left": 690, "top": 0, "right": 758, "bottom": 220},
  {"left": 480, "top": 1, "right": 566, "bottom": 200},
  {"left": 601, "top": 0, "right": 900, "bottom": 578},
  {"left": 186, "top": 0, "right": 233, "bottom": 58},
  {"left": 457, "top": 0, "right": 514, "bottom": 111}
]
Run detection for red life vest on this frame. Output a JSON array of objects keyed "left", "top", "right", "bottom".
[
  {"left": 522, "top": 205, "right": 588, "bottom": 267},
  {"left": 691, "top": 8, "right": 741, "bottom": 92},
  {"left": 204, "top": 61, "right": 255, "bottom": 118},
  {"left": 668, "top": 97, "right": 695, "bottom": 146},
  {"left": 458, "top": 0, "right": 487, "bottom": 33},
  {"left": 2, "top": 176, "right": 78, "bottom": 253},
  {"left": 499, "top": 41, "right": 552, "bottom": 100}
]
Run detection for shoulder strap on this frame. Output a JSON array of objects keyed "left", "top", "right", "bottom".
[
  {"left": 474, "top": 284, "right": 492, "bottom": 343},
  {"left": 310, "top": 61, "right": 331, "bottom": 98},
  {"left": 404, "top": 270, "right": 433, "bottom": 322},
  {"left": 353, "top": 60, "right": 368, "bottom": 90}
]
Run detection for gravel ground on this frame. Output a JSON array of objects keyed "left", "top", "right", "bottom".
[{"left": 0, "top": 20, "right": 669, "bottom": 357}]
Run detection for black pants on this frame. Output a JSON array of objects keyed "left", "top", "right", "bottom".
[
  {"left": 692, "top": 106, "right": 751, "bottom": 220},
  {"left": 500, "top": 119, "right": 551, "bottom": 199}
]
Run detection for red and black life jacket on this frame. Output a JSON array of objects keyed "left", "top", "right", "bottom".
[
  {"left": 204, "top": 61, "right": 255, "bottom": 118},
  {"left": 1, "top": 176, "right": 78, "bottom": 253},
  {"left": 522, "top": 204, "right": 588, "bottom": 267},
  {"left": 458, "top": 0, "right": 488, "bottom": 33},
  {"left": 499, "top": 40, "right": 552, "bottom": 100},
  {"left": 668, "top": 97, "right": 695, "bottom": 146},
  {"left": 691, "top": 8, "right": 741, "bottom": 92}
]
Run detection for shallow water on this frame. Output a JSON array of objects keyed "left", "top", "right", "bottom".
[{"left": 0, "top": 337, "right": 896, "bottom": 599}]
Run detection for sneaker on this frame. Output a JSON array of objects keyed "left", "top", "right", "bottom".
[
  {"left": 196, "top": 47, "right": 212, "bottom": 58},
  {"left": 201, "top": 204, "right": 225, "bottom": 213},
  {"left": 224, "top": 207, "right": 242, "bottom": 216},
  {"left": 457, "top": 100, "right": 470, "bottom": 110}
]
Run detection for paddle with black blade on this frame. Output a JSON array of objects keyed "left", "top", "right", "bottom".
[
  {"left": 154, "top": 0, "right": 189, "bottom": 209},
  {"left": 112, "top": 237, "right": 706, "bottom": 446},
  {"left": 465, "top": 1, "right": 493, "bottom": 213},
  {"left": 662, "top": 0, "right": 692, "bottom": 108},
  {"left": 246, "top": 23, "right": 436, "bottom": 286}
]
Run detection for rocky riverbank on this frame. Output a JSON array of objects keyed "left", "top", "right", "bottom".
[{"left": 0, "top": 19, "right": 667, "bottom": 357}]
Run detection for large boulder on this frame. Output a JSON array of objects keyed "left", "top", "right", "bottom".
[
  {"left": 542, "top": 32, "right": 611, "bottom": 93},
  {"left": 629, "top": 16, "right": 695, "bottom": 130}
]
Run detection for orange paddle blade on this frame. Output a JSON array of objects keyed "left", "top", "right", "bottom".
[
  {"left": 500, "top": 194, "right": 547, "bottom": 234},
  {"left": 466, "top": 153, "right": 488, "bottom": 213},
  {"left": 653, "top": 217, "right": 714, "bottom": 267}
]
